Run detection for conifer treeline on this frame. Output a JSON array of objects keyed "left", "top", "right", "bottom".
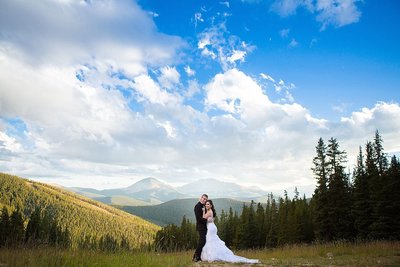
[
  {"left": 0, "top": 205, "right": 133, "bottom": 251},
  {"left": 155, "top": 130, "right": 400, "bottom": 251},
  {"left": 0, "top": 173, "right": 159, "bottom": 251},
  {"left": 0, "top": 206, "right": 70, "bottom": 248}
]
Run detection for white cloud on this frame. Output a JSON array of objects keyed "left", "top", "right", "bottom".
[
  {"left": 186, "top": 79, "right": 201, "bottom": 98},
  {"left": 157, "top": 66, "right": 181, "bottom": 89},
  {"left": 316, "top": 0, "right": 362, "bottom": 30},
  {"left": 205, "top": 69, "right": 271, "bottom": 127},
  {"left": 270, "top": 0, "right": 361, "bottom": 29},
  {"left": 157, "top": 121, "right": 177, "bottom": 139},
  {"left": 0, "top": 132, "right": 22, "bottom": 153},
  {"left": 193, "top": 12, "right": 204, "bottom": 27},
  {"left": 197, "top": 22, "right": 255, "bottom": 70},
  {"left": 260, "top": 73, "right": 276, "bottom": 83},
  {"left": 184, "top": 66, "right": 196, "bottom": 77},
  {"left": 0, "top": 0, "right": 398, "bottom": 199},
  {"left": 0, "top": 0, "right": 184, "bottom": 73},
  {"left": 133, "top": 74, "right": 181, "bottom": 106},
  {"left": 227, "top": 50, "right": 247, "bottom": 63},
  {"left": 271, "top": 0, "right": 313, "bottom": 17}
]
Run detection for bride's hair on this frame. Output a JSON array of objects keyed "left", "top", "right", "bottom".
[{"left": 206, "top": 200, "right": 217, "bottom": 218}]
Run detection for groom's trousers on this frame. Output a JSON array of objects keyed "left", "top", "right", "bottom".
[{"left": 194, "top": 227, "right": 207, "bottom": 259}]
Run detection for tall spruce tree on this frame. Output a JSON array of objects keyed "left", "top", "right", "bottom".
[
  {"left": 365, "top": 133, "right": 392, "bottom": 239},
  {"left": 352, "top": 146, "right": 372, "bottom": 240},
  {"left": 255, "top": 202, "right": 266, "bottom": 248},
  {"left": 265, "top": 195, "right": 278, "bottom": 248},
  {"left": 326, "top": 137, "right": 353, "bottom": 240},
  {"left": 373, "top": 130, "right": 388, "bottom": 176},
  {"left": 311, "top": 138, "right": 331, "bottom": 241},
  {"left": 365, "top": 140, "right": 380, "bottom": 238},
  {"left": 386, "top": 155, "right": 400, "bottom": 239}
]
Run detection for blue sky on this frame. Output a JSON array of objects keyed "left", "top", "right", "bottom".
[{"left": 0, "top": 0, "right": 399, "bottom": 197}]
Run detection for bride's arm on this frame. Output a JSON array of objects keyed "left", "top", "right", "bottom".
[{"left": 202, "top": 209, "right": 212, "bottom": 219}]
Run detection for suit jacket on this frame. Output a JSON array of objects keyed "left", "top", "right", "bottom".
[{"left": 194, "top": 201, "right": 207, "bottom": 231}]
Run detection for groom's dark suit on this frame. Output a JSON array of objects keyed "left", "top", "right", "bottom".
[{"left": 193, "top": 201, "right": 207, "bottom": 261}]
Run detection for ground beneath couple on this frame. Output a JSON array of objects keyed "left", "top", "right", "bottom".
[{"left": 193, "top": 262, "right": 266, "bottom": 266}]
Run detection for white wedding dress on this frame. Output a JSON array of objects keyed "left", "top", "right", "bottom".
[{"left": 201, "top": 216, "right": 259, "bottom": 263}]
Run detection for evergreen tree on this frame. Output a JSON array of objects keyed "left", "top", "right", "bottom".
[
  {"left": 373, "top": 130, "right": 388, "bottom": 176},
  {"left": 225, "top": 207, "right": 235, "bottom": 248},
  {"left": 255, "top": 202, "right": 266, "bottom": 248},
  {"left": 386, "top": 155, "right": 400, "bottom": 239},
  {"left": 277, "top": 193, "right": 289, "bottom": 246},
  {"left": 25, "top": 208, "right": 42, "bottom": 244},
  {"left": 245, "top": 201, "right": 258, "bottom": 248},
  {"left": 235, "top": 203, "right": 248, "bottom": 249},
  {"left": 352, "top": 146, "right": 372, "bottom": 240},
  {"left": 265, "top": 194, "right": 278, "bottom": 248},
  {"left": 311, "top": 138, "right": 331, "bottom": 241},
  {"left": 326, "top": 137, "right": 353, "bottom": 240},
  {"left": 9, "top": 209, "right": 25, "bottom": 246},
  {"left": 0, "top": 206, "right": 10, "bottom": 247},
  {"left": 216, "top": 209, "right": 227, "bottom": 244}
]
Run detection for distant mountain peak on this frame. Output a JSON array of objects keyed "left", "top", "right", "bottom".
[
  {"left": 126, "top": 177, "right": 174, "bottom": 192},
  {"left": 177, "top": 178, "right": 267, "bottom": 199}
]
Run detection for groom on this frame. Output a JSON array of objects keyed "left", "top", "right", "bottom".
[{"left": 192, "top": 193, "right": 208, "bottom": 262}]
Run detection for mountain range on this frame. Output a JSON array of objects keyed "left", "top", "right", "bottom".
[
  {"left": 120, "top": 198, "right": 251, "bottom": 226},
  {"left": 68, "top": 177, "right": 270, "bottom": 206}
]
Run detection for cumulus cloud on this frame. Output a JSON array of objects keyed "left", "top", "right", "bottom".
[
  {"left": 133, "top": 74, "right": 181, "bottom": 106},
  {"left": 157, "top": 66, "right": 181, "bottom": 89},
  {"left": 0, "top": 0, "right": 398, "bottom": 198},
  {"left": 0, "top": 0, "right": 184, "bottom": 72},
  {"left": 0, "top": 132, "right": 22, "bottom": 153}
]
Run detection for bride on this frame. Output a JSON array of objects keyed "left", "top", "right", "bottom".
[{"left": 200, "top": 200, "right": 259, "bottom": 264}]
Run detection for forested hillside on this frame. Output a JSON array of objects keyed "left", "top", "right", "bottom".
[
  {"left": 0, "top": 173, "right": 160, "bottom": 250},
  {"left": 120, "top": 198, "right": 249, "bottom": 226}
]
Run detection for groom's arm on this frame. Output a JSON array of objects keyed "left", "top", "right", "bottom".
[{"left": 195, "top": 204, "right": 207, "bottom": 224}]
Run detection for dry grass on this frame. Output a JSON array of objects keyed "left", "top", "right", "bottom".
[{"left": 0, "top": 241, "right": 399, "bottom": 267}]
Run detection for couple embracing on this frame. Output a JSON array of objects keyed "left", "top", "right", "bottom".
[{"left": 192, "top": 193, "right": 259, "bottom": 264}]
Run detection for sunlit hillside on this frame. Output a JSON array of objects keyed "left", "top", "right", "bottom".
[{"left": 0, "top": 172, "right": 160, "bottom": 249}]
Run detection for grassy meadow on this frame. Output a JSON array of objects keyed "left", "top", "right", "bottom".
[{"left": 1, "top": 241, "right": 399, "bottom": 267}]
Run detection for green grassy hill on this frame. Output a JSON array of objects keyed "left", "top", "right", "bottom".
[
  {"left": 119, "top": 198, "right": 250, "bottom": 226},
  {"left": 0, "top": 173, "right": 160, "bottom": 249}
]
